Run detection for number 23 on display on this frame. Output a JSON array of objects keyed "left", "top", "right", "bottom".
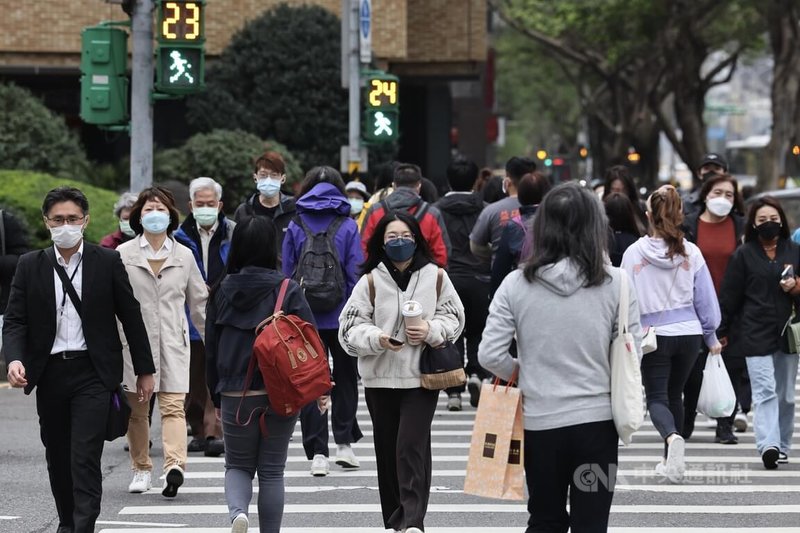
[{"left": 162, "top": 2, "right": 201, "bottom": 40}]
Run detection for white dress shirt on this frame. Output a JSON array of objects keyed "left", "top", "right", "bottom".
[
  {"left": 197, "top": 219, "right": 218, "bottom": 274},
  {"left": 50, "top": 243, "right": 88, "bottom": 354},
  {"left": 140, "top": 234, "right": 173, "bottom": 260}
]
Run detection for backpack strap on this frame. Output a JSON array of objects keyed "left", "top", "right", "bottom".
[
  {"left": 274, "top": 278, "right": 290, "bottom": 315},
  {"left": 436, "top": 267, "right": 443, "bottom": 298},
  {"left": 367, "top": 272, "right": 375, "bottom": 307},
  {"left": 413, "top": 201, "right": 429, "bottom": 222}
]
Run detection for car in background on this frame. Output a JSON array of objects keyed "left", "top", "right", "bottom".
[{"left": 747, "top": 188, "right": 800, "bottom": 235}]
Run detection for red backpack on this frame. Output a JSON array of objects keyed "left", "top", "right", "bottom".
[{"left": 238, "top": 279, "right": 331, "bottom": 429}]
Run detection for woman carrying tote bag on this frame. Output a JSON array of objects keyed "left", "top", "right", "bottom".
[{"left": 479, "top": 182, "right": 642, "bottom": 532}]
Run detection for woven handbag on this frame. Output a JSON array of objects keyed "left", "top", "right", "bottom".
[{"left": 420, "top": 341, "right": 467, "bottom": 390}]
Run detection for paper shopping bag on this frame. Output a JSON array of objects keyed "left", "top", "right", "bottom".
[{"left": 464, "top": 376, "right": 525, "bottom": 501}]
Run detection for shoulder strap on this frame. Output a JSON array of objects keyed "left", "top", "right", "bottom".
[
  {"left": 0, "top": 210, "right": 5, "bottom": 256},
  {"left": 327, "top": 215, "right": 346, "bottom": 236},
  {"left": 436, "top": 267, "right": 443, "bottom": 298},
  {"left": 45, "top": 248, "right": 83, "bottom": 318},
  {"left": 414, "top": 201, "right": 429, "bottom": 222},
  {"left": 274, "top": 278, "right": 290, "bottom": 315},
  {"left": 367, "top": 273, "right": 375, "bottom": 306},
  {"left": 617, "top": 270, "right": 630, "bottom": 334}
]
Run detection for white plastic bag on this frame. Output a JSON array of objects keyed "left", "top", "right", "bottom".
[{"left": 697, "top": 354, "right": 736, "bottom": 418}]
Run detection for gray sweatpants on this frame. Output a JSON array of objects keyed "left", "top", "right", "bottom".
[{"left": 221, "top": 394, "right": 298, "bottom": 533}]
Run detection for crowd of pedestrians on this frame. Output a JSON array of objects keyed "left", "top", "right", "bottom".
[{"left": 1, "top": 149, "right": 799, "bottom": 533}]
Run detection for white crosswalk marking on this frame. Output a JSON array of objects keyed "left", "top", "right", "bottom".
[{"left": 99, "top": 382, "right": 800, "bottom": 532}]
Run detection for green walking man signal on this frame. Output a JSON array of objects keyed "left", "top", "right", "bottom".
[
  {"left": 155, "top": 0, "right": 206, "bottom": 95},
  {"left": 363, "top": 72, "right": 399, "bottom": 143}
]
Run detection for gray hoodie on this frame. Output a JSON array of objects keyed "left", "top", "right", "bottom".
[{"left": 478, "top": 260, "right": 642, "bottom": 431}]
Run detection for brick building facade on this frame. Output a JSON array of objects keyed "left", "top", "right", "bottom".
[{"left": 1, "top": 1, "right": 492, "bottom": 181}]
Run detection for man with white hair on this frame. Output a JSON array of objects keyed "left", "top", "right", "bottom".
[{"left": 174, "top": 177, "right": 235, "bottom": 457}]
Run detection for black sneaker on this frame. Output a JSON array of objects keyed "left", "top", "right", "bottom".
[
  {"left": 682, "top": 413, "right": 696, "bottom": 440},
  {"left": 187, "top": 437, "right": 206, "bottom": 453},
  {"left": 762, "top": 447, "right": 780, "bottom": 470},
  {"left": 714, "top": 421, "right": 738, "bottom": 445},
  {"left": 204, "top": 437, "right": 225, "bottom": 457},
  {"left": 467, "top": 374, "right": 482, "bottom": 408},
  {"left": 162, "top": 466, "right": 185, "bottom": 497}
]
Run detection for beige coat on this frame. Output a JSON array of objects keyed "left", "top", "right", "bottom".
[{"left": 119, "top": 236, "right": 208, "bottom": 393}]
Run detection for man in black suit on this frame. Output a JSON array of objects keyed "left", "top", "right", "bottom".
[{"left": 3, "top": 187, "right": 156, "bottom": 533}]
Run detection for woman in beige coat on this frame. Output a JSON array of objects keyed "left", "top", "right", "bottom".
[{"left": 117, "top": 186, "right": 208, "bottom": 498}]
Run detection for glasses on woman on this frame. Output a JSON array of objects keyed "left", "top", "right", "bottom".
[{"left": 385, "top": 232, "right": 414, "bottom": 242}]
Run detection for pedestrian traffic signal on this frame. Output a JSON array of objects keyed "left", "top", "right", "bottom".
[
  {"left": 80, "top": 26, "right": 129, "bottom": 125},
  {"left": 363, "top": 72, "right": 399, "bottom": 143},
  {"left": 154, "top": 0, "right": 205, "bottom": 95}
]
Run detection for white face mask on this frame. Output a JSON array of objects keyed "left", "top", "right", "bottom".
[
  {"left": 706, "top": 197, "right": 733, "bottom": 217},
  {"left": 50, "top": 224, "right": 84, "bottom": 249},
  {"left": 119, "top": 219, "right": 135, "bottom": 237}
]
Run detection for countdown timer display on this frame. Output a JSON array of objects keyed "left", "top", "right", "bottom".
[
  {"left": 368, "top": 78, "right": 398, "bottom": 108},
  {"left": 158, "top": 1, "right": 204, "bottom": 42}
]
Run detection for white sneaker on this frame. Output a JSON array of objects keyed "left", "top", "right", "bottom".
[
  {"left": 310, "top": 454, "right": 330, "bottom": 476},
  {"left": 406, "top": 528, "right": 424, "bottom": 533},
  {"left": 664, "top": 435, "right": 685, "bottom": 483},
  {"left": 335, "top": 444, "right": 360, "bottom": 468},
  {"left": 162, "top": 465, "right": 184, "bottom": 498},
  {"left": 447, "top": 392, "right": 462, "bottom": 411},
  {"left": 734, "top": 413, "right": 748, "bottom": 432},
  {"left": 231, "top": 512, "right": 248, "bottom": 533},
  {"left": 128, "top": 470, "right": 152, "bottom": 493}
]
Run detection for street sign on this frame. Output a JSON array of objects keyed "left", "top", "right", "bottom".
[
  {"left": 340, "top": 145, "right": 369, "bottom": 174},
  {"left": 359, "top": 0, "right": 371, "bottom": 64}
]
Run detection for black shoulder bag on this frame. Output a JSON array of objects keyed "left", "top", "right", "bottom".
[
  {"left": 419, "top": 268, "right": 466, "bottom": 390},
  {"left": 46, "top": 249, "right": 131, "bottom": 441}
]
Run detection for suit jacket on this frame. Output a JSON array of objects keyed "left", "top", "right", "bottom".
[{"left": 2, "top": 242, "right": 155, "bottom": 394}]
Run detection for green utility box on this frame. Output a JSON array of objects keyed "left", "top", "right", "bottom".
[{"left": 80, "top": 26, "right": 129, "bottom": 125}]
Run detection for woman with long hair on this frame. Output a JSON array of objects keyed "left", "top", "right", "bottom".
[
  {"left": 621, "top": 185, "right": 721, "bottom": 483},
  {"left": 206, "top": 215, "right": 325, "bottom": 532},
  {"left": 681, "top": 173, "right": 748, "bottom": 444},
  {"left": 338, "top": 211, "right": 465, "bottom": 533},
  {"left": 602, "top": 165, "right": 648, "bottom": 233},
  {"left": 479, "top": 182, "right": 642, "bottom": 531},
  {"left": 604, "top": 192, "right": 643, "bottom": 267},
  {"left": 118, "top": 186, "right": 208, "bottom": 498},
  {"left": 719, "top": 196, "right": 800, "bottom": 469}
]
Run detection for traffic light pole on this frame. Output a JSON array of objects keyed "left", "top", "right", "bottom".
[
  {"left": 347, "top": 0, "right": 361, "bottom": 172},
  {"left": 130, "top": 0, "right": 154, "bottom": 193}
]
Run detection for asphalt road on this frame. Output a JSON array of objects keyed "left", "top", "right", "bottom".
[{"left": 1, "top": 380, "right": 800, "bottom": 533}]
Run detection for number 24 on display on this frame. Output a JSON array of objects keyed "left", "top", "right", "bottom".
[{"left": 162, "top": 2, "right": 201, "bottom": 40}]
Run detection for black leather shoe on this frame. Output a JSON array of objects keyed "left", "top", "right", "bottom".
[
  {"left": 187, "top": 437, "right": 206, "bottom": 453},
  {"left": 204, "top": 437, "right": 225, "bottom": 457},
  {"left": 714, "top": 421, "right": 738, "bottom": 444},
  {"left": 57, "top": 526, "right": 74, "bottom": 533}
]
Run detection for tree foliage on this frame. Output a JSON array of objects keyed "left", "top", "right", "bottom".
[
  {"left": 0, "top": 83, "right": 91, "bottom": 180},
  {"left": 490, "top": 0, "right": 764, "bottom": 185},
  {"left": 153, "top": 129, "right": 302, "bottom": 207},
  {"left": 185, "top": 3, "right": 347, "bottom": 171}
]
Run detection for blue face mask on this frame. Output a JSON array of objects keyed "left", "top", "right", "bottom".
[
  {"left": 385, "top": 238, "right": 416, "bottom": 262},
  {"left": 141, "top": 211, "right": 170, "bottom": 234},
  {"left": 349, "top": 198, "right": 364, "bottom": 215},
  {"left": 257, "top": 177, "right": 282, "bottom": 198}
]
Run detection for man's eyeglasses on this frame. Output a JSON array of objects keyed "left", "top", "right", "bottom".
[
  {"left": 45, "top": 216, "right": 85, "bottom": 226},
  {"left": 254, "top": 172, "right": 282, "bottom": 180}
]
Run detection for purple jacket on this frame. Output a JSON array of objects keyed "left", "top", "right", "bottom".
[{"left": 281, "top": 183, "right": 364, "bottom": 329}]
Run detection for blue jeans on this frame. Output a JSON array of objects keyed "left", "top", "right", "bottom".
[
  {"left": 221, "top": 395, "right": 299, "bottom": 533},
  {"left": 746, "top": 353, "right": 799, "bottom": 455}
]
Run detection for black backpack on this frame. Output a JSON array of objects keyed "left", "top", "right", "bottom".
[{"left": 291, "top": 216, "right": 346, "bottom": 313}]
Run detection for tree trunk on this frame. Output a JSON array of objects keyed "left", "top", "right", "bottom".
[{"left": 758, "top": 1, "right": 800, "bottom": 192}]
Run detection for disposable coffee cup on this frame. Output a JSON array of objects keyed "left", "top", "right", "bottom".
[{"left": 402, "top": 300, "right": 424, "bottom": 345}]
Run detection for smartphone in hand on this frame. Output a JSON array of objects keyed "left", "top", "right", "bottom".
[
  {"left": 388, "top": 337, "right": 405, "bottom": 347},
  {"left": 782, "top": 264, "right": 794, "bottom": 280}
]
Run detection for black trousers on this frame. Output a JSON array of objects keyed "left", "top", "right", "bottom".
[
  {"left": 364, "top": 387, "right": 438, "bottom": 531},
  {"left": 447, "top": 275, "right": 491, "bottom": 394},
  {"left": 641, "top": 335, "right": 701, "bottom": 455},
  {"left": 35, "top": 357, "right": 110, "bottom": 533},
  {"left": 300, "top": 328, "right": 362, "bottom": 459},
  {"left": 524, "top": 420, "right": 618, "bottom": 533}
]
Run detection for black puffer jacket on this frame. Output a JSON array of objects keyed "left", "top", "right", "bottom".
[
  {"left": 719, "top": 239, "right": 800, "bottom": 357},
  {"left": 205, "top": 266, "right": 316, "bottom": 407},
  {"left": 434, "top": 192, "right": 489, "bottom": 278}
]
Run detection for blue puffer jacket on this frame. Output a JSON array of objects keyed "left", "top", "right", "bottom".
[
  {"left": 281, "top": 183, "right": 363, "bottom": 330},
  {"left": 174, "top": 213, "right": 234, "bottom": 341}
]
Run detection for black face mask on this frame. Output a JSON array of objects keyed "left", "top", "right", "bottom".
[{"left": 755, "top": 221, "right": 782, "bottom": 240}]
